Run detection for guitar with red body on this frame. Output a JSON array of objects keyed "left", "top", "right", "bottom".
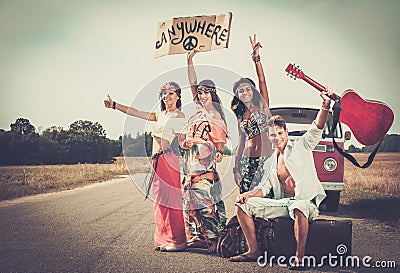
[{"left": 285, "top": 63, "right": 394, "bottom": 146}]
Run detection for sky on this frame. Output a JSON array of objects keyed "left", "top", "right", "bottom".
[{"left": 0, "top": 0, "right": 399, "bottom": 148}]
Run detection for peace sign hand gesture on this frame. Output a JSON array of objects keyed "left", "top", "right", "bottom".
[{"left": 249, "top": 34, "right": 262, "bottom": 57}]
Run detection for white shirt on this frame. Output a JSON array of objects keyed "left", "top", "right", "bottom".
[
  {"left": 256, "top": 121, "right": 327, "bottom": 207},
  {"left": 152, "top": 111, "right": 186, "bottom": 143}
]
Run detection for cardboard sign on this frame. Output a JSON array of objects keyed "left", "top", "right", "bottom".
[{"left": 155, "top": 12, "right": 232, "bottom": 58}]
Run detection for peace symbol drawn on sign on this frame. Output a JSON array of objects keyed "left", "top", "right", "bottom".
[{"left": 183, "top": 36, "right": 198, "bottom": 51}]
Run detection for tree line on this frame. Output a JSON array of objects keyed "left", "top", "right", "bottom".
[
  {"left": 347, "top": 134, "right": 400, "bottom": 153},
  {"left": 0, "top": 117, "right": 231, "bottom": 166},
  {"left": 0, "top": 118, "right": 167, "bottom": 165},
  {"left": 0, "top": 118, "right": 123, "bottom": 165}
]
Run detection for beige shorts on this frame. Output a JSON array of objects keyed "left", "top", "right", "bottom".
[{"left": 236, "top": 197, "right": 319, "bottom": 221}]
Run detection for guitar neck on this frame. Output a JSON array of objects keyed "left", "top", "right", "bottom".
[
  {"left": 302, "top": 74, "right": 340, "bottom": 100},
  {"left": 303, "top": 74, "right": 325, "bottom": 92}
]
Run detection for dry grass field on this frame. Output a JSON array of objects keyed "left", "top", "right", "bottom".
[
  {"left": 340, "top": 153, "right": 400, "bottom": 222},
  {"left": 343, "top": 153, "right": 400, "bottom": 198},
  {"left": 0, "top": 157, "right": 149, "bottom": 201}
]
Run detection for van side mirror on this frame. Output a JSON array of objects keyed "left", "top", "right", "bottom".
[{"left": 345, "top": 131, "right": 351, "bottom": 140}]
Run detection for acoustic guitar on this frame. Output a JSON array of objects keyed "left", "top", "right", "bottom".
[{"left": 285, "top": 63, "right": 394, "bottom": 146}]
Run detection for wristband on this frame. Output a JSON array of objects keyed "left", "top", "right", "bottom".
[
  {"left": 112, "top": 101, "right": 116, "bottom": 110},
  {"left": 252, "top": 55, "right": 260, "bottom": 63}
]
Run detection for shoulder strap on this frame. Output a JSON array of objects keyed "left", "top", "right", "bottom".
[
  {"left": 333, "top": 137, "right": 382, "bottom": 168},
  {"left": 331, "top": 99, "right": 381, "bottom": 168}
]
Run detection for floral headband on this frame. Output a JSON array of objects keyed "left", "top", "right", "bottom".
[{"left": 159, "top": 83, "right": 177, "bottom": 96}]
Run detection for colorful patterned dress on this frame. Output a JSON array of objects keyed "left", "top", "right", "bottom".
[
  {"left": 181, "top": 107, "right": 227, "bottom": 247},
  {"left": 238, "top": 110, "right": 270, "bottom": 193}
]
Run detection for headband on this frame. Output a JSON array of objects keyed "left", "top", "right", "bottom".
[
  {"left": 197, "top": 86, "right": 216, "bottom": 93},
  {"left": 159, "top": 83, "right": 178, "bottom": 96}
]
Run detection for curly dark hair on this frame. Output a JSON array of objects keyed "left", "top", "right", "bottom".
[{"left": 230, "top": 77, "right": 262, "bottom": 120}]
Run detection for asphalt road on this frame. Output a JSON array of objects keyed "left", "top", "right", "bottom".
[{"left": 0, "top": 173, "right": 398, "bottom": 273}]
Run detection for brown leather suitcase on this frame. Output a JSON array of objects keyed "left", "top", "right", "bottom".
[{"left": 269, "top": 218, "right": 352, "bottom": 263}]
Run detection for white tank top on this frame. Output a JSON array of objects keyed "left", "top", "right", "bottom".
[{"left": 152, "top": 111, "right": 186, "bottom": 142}]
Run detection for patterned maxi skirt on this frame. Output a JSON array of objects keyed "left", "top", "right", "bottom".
[{"left": 182, "top": 143, "right": 226, "bottom": 246}]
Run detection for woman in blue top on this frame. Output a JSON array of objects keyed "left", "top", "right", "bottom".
[{"left": 231, "top": 34, "right": 273, "bottom": 193}]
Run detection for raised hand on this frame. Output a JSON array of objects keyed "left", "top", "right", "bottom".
[
  {"left": 187, "top": 49, "right": 198, "bottom": 61},
  {"left": 249, "top": 34, "right": 262, "bottom": 57},
  {"left": 320, "top": 86, "right": 333, "bottom": 107},
  {"left": 104, "top": 94, "right": 113, "bottom": 108},
  {"left": 315, "top": 86, "right": 333, "bottom": 129}
]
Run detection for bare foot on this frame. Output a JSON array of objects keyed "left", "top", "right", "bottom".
[
  {"left": 229, "top": 251, "right": 259, "bottom": 262},
  {"left": 289, "top": 257, "right": 306, "bottom": 271},
  {"left": 187, "top": 238, "right": 207, "bottom": 249}
]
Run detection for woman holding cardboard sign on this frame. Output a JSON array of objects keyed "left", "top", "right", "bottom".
[
  {"left": 231, "top": 34, "right": 273, "bottom": 194},
  {"left": 180, "top": 50, "right": 227, "bottom": 253},
  {"left": 104, "top": 82, "right": 187, "bottom": 252}
]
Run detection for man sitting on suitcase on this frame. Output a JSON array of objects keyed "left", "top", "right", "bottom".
[{"left": 229, "top": 89, "right": 332, "bottom": 269}]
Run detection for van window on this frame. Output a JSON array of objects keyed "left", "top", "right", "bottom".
[{"left": 270, "top": 107, "right": 343, "bottom": 139}]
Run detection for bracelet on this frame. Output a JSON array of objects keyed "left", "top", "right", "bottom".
[
  {"left": 252, "top": 54, "right": 260, "bottom": 63},
  {"left": 112, "top": 101, "right": 116, "bottom": 110}
]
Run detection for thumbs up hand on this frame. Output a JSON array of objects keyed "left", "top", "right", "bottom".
[{"left": 104, "top": 94, "right": 113, "bottom": 108}]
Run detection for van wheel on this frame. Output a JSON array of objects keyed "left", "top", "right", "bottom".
[{"left": 321, "top": 190, "right": 340, "bottom": 212}]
